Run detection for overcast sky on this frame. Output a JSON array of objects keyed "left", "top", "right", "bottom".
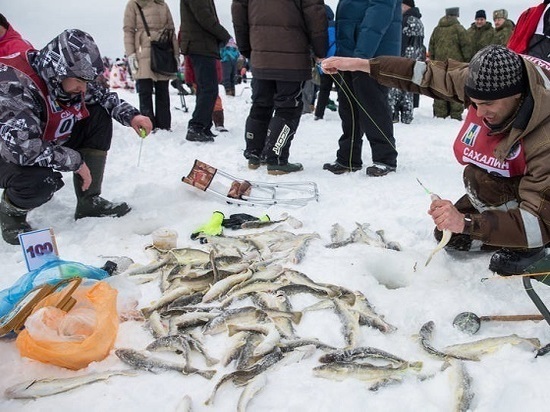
[{"left": 3, "top": 0, "right": 534, "bottom": 59}]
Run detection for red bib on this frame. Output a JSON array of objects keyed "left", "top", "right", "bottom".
[
  {"left": 453, "top": 108, "right": 526, "bottom": 177},
  {"left": 0, "top": 53, "right": 89, "bottom": 142}
]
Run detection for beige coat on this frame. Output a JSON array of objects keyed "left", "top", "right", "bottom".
[{"left": 123, "top": 0, "right": 178, "bottom": 81}]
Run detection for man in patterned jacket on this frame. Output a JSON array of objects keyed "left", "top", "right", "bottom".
[{"left": 0, "top": 29, "right": 153, "bottom": 245}]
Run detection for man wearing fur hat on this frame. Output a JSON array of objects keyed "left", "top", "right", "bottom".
[
  {"left": 0, "top": 29, "right": 153, "bottom": 245},
  {"left": 493, "top": 9, "right": 516, "bottom": 45},
  {"left": 322, "top": 45, "right": 550, "bottom": 275},
  {"left": 467, "top": 10, "right": 496, "bottom": 55}
]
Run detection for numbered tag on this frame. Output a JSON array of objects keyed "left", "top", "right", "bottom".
[{"left": 18, "top": 228, "right": 59, "bottom": 272}]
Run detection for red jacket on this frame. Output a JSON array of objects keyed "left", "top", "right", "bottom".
[
  {"left": 508, "top": 2, "right": 548, "bottom": 54},
  {"left": 0, "top": 25, "right": 33, "bottom": 56}
]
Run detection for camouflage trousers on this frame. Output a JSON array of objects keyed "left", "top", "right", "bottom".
[
  {"left": 388, "top": 88, "right": 414, "bottom": 124},
  {"left": 433, "top": 99, "right": 464, "bottom": 120}
]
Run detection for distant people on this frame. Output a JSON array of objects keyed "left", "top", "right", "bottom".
[
  {"left": 0, "top": 13, "right": 33, "bottom": 55},
  {"left": 220, "top": 38, "right": 240, "bottom": 96},
  {"left": 232, "top": 0, "right": 327, "bottom": 175},
  {"left": 467, "top": 10, "right": 496, "bottom": 55},
  {"left": 323, "top": 0, "right": 402, "bottom": 177},
  {"left": 314, "top": 4, "right": 338, "bottom": 121},
  {"left": 180, "top": 0, "right": 231, "bottom": 142},
  {"left": 388, "top": 0, "right": 425, "bottom": 125},
  {"left": 493, "top": 9, "right": 516, "bottom": 46},
  {"left": 123, "top": 0, "right": 178, "bottom": 131},
  {"left": 508, "top": 0, "right": 550, "bottom": 63},
  {"left": 109, "top": 58, "right": 135, "bottom": 90},
  {"left": 428, "top": 7, "right": 471, "bottom": 120},
  {"left": 0, "top": 29, "right": 153, "bottom": 245}
]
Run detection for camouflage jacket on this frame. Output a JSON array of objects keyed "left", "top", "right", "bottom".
[
  {"left": 494, "top": 19, "right": 516, "bottom": 46},
  {"left": 467, "top": 22, "right": 496, "bottom": 55},
  {"left": 429, "top": 16, "right": 472, "bottom": 62},
  {"left": 0, "top": 33, "right": 140, "bottom": 172},
  {"left": 368, "top": 55, "right": 550, "bottom": 248}
]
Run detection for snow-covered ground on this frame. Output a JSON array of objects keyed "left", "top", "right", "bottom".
[{"left": 1, "top": 81, "right": 550, "bottom": 412}]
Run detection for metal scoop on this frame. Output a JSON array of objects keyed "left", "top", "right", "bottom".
[{"left": 452, "top": 311, "right": 544, "bottom": 334}]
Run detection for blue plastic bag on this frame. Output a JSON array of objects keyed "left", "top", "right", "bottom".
[{"left": 0, "top": 259, "right": 109, "bottom": 318}]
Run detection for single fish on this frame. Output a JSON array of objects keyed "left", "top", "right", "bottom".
[
  {"left": 121, "top": 254, "right": 173, "bottom": 276},
  {"left": 319, "top": 346, "right": 408, "bottom": 365},
  {"left": 351, "top": 291, "right": 397, "bottom": 333},
  {"left": 202, "top": 270, "right": 253, "bottom": 303},
  {"left": 447, "top": 360, "right": 475, "bottom": 412},
  {"left": 202, "top": 307, "right": 268, "bottom": 335},
  {"left": 313, "top": 361, "right": 423, "bottom": 384},
  {"left": 236, "top": 373, "right": 268, "bottom": 412},
  {"left": 442, "top": 334, "right": 541, "bottom": 361},
  {"left": 332, "top": 298, "right": 362, "bottom": 348},
  {"left": 115, "top": 348, "right": 216, "bottom": 379},
  {"left": 5, "top": 370, "right": 138, "bottom": 399},
  {"left": 418, "top": 321, "right": 471, "bottom": 361},
  {"left": 175, "top": 394, "right": 193, "bottom": 412}
]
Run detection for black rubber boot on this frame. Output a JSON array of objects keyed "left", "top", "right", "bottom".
[
  {"left": 0, "top": 192, "right": 33, "bottom": 245},
  {"left": 489, "top": 247, "right": 546, "bottom": 276},
  {"left": 74, "top": 149, "right": 131, "bottom": 220}
]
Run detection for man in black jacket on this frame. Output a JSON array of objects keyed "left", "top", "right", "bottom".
[
  {"left": 232, "top": 0, "right": 327, "bottom": 174},
  {"left": 179, "top": 0, "right": 231, "bottom": 142}
]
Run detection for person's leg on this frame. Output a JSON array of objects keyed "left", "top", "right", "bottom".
[
  {"left": 314, "top": 73, "right": 333, "bottom": 119},
  {"left": 66, "top": 104, "right": 130, "bottom": 219},
  {"left": 353, "top": 71, "right": 397, "bottom": 172},
  {"left": 334, "top": 71, "right": 363, "bottom": 170},
  {"left": 153, "top": 80, "right": 171, "bottom": 130},
  {"left": 0, "top": 162, "right": 63, "bottom": 244},
  {"left": 450, "top": 101, "right": 465, "bottom": 121},
  {"left": 400, "top": 91, "right": 415, "bottom": 124},
  {"left": 244, "top": 78, "right": 275, "bottom": 166},
  {"left": 264, "top": 81, "right": 303, "bottom": 173},
  {"left": 433, "top": 99, "right": 449, "bottom": 118},
  {"left": 137, "top": 78, "right": 155, "bottom": 127},
  {"left": 189, "top": 54, "right": 218, "bottom": 132}
]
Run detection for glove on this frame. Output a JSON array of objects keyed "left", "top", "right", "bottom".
[
  {"left": 191, "top": 211, "right": 225, "bottom": 240},
  {"left": 128, "top": 53, "right": 139, "bottom": 73},
  {"left": 222, "top": 213, "right": 270, "bottom": 230}
]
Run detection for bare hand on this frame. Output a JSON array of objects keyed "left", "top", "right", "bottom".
[
  {"left": 76, "top": 162, "right": 92, "bottom": 191},
  {"left": 428, "top": 198, "right": 465, "bottom": 233},
  {"left": 130, "top": 115, "right": 153, "bottom": 137},
  {"left": 321, "top": 57, "right": 371, "bottom": 75}
]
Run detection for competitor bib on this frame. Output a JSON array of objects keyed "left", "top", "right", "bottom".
[{"left": 453, "top": 108, "right": 526, "bottom": 177}]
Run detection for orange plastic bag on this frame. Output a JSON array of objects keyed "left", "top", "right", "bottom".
[{"left": 16, "top": 282, "right": 118, "bottom": 370}]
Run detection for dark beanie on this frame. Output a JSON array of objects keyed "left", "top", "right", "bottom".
[
  {"left": 475, "top": 10, "right": 486, "bottom": 19},
  {"left": 0, "top": 14, "right": 8, "bottom": 30},
  {"left": 446, "top": 7, "right": 459, "bottom": 17},
  {"left": 465, "top": 45, "right": 525, "bottom": 100},
  {"left": 402, "top": 0, "right": 415, "bottom": 8}
]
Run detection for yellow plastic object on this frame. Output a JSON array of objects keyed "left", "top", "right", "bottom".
[{"left": 15, "top": 281, "right": 119, "bottom": 370}]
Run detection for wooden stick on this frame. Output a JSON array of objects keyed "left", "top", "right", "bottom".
[{"left": 479, "top": 314, "right": 544, "bottom": 322}]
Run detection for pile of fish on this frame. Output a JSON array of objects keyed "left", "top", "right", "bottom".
[{"left": 3, "top": 224, "right": 543, "bottom": 411}]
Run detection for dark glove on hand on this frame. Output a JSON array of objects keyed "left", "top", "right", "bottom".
[{"left": 222, "top": 213, "right": 260, "bottom": 230}]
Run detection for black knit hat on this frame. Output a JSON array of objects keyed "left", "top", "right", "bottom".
[
  {"left": 0, "top": 13, "right": 8, "bottom": 30},
  {"left": 475, "top": 10, "right": 486, "bottom": 19},
  {"left": 402, "top": 0, "right": 415, "bottom": 8},
  {"left": 465, "top": 45, "right": 525, "bottom": 100}
]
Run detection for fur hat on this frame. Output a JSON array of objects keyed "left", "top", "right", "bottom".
[
  {"left": 493, "top": 9, "right": 508, "bottom": 20},
  {"left": 446, "top": 7, "right": 459, "bottom": 17},
  {"left": 465, "top": 45, "right": 525, "bottom": 100},
  {"left": 402, "top": 0, "right": 415, "bottom": 8},
  {"left": 475, "top": 10, "right": 486, "bottom": 20}
]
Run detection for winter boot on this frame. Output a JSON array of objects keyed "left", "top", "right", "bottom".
[
  {"left": 212, "top": 110, "right": 228, "bottom": 132},
  {"left": 489, "top": 247, "right": 546, "bottom": 276},
  {"left": 74, "top": 149, "right": 131, "bottom": 220},
  {"left": 0, "top": 192, "right": 33, "bottom": 245}
]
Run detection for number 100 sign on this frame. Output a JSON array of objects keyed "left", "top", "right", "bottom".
[{"left": 18, "top": 228, "right": 59, "bottom": 271}]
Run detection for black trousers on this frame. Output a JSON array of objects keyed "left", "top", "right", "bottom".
[
  {"left": 188, "top": 54, "right": 218, "bottom": 131},
  {"left": 335, "top": 71, "right": 397, "bottom": 168},
  {"left": 136, "top": 79, "right": 171, "bottom": 130},
  {"left": 0, "top": 105, "right": 112, "bottom": 209},
  {"left": 245, "top": 78, "right": 303, "bottom": 163},
  {"left": 314, "top": 73, "right": 334, "bottom": 119}
]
